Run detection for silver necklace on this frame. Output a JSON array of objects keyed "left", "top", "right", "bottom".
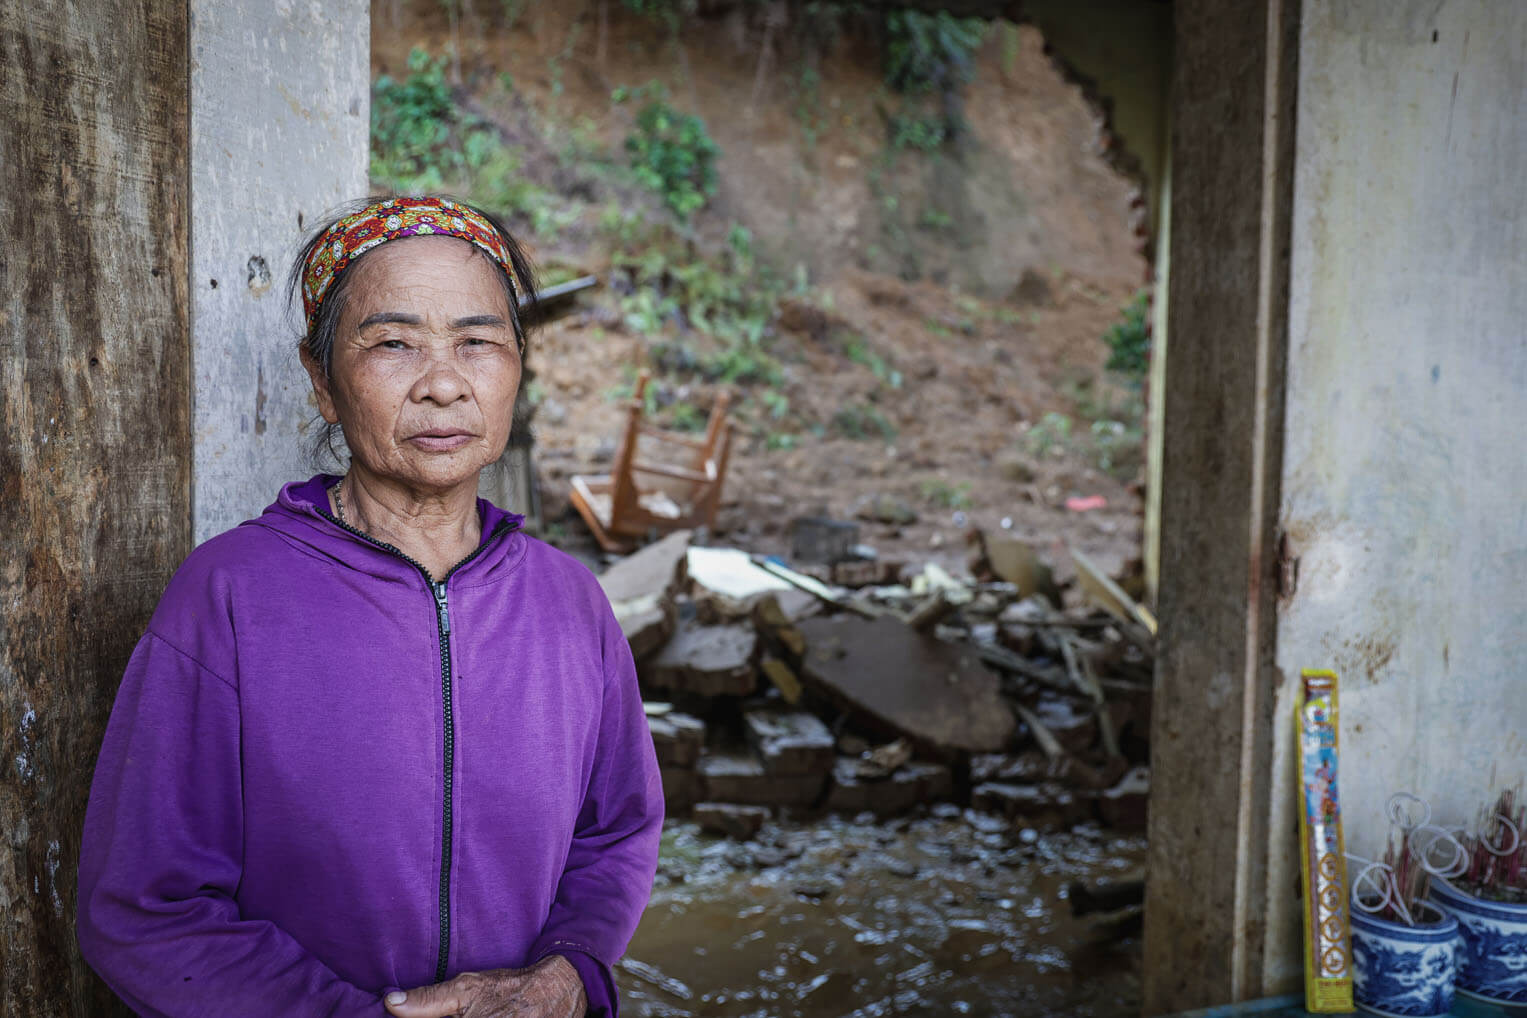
[{"left": 334, "top": 480, "right": 350, "bottom": 525}]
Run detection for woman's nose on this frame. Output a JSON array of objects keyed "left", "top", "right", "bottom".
[{"left": 410, "top": 352, "right": 469, "bottom": 405}]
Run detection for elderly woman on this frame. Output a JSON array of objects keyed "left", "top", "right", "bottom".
[{"left": 77, "top": 196, "right": 663, "bottom": 1017}]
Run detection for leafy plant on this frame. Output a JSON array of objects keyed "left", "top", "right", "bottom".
[
  {"left": 833, "top": 404, "right": 897, "bottom": 442},
  {"left": 844, "top": 337, "right": 903, "bottom": 389},
  {"left": 666, "top": 400, "right": 707, "bottom": 433},
  {"left": 1024, "top": 412, "right": 1074, "bottom": 459},
  {"left": 920, "top": 479, "right": 972, "bottom": 510},
  {"left": 371, "top": 49, "right": 471, "bottom": 186},
  {"left": 888, "top": 114, "right": 946, "bottom": 153},
  {"left": 616, "top": 84, "right": 720, "bottom": 221},
  {"left": 1103, "top": 289, "right": 1152, "bottom": 378},
  {"left": 883, "top": 11, "right": 985, "bottom": 95}
]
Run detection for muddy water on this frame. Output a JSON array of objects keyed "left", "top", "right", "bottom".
[{"left": 619, "top": 810, "right": 1146, "bottom": 1018}]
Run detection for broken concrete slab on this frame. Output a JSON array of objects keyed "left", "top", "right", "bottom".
[
  {"left": 694, "top": 802, "right": 771, "bottom": 840},
  {"left": 744, "top": 707, "right": 835, "bottom": 776},
  {"left": 645, "top": 622, "right": 758, "bottom": 697},
  {"left": 698, "top": 751, "right": 826, "bottom": 807},
  {"left": 796, "top": 613, "right": 1016, "bottom": 754},
  {"left": 686, "top": 546, "right": 792, "bottom": 604},
  {"left": 597, "top": 530, "right": 692, "bottom": 659},
  {"left": 648, "top": 712, "right": 706, "bottom": 769},
  {"left": 826, "top": 757, "right": 953, "bottom": 817},
  {"left": 1096, "top": 765, "right": 1149, "bottom": 831}
]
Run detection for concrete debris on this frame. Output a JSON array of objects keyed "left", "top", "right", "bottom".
[
  {"left": 1097, "top": 765, "right": 1150, "bottom": 831},
  {"left": 789, "top": 516, "right": 859, "bottom": 564},
  {"left": 1025, "top": 696, "right": 1098, "bottom": 755},
  {"left": 743, "top": 707, "right": 835, "bottom": 776},
  {"left": 686, "top": 546, "right": 793, "bottom": 607},
  {"left": 699, "top": 751, "right": 826, "bottom": 807},
  {"left": 622, "top": 533, "right": 1155, "bottom": 835},
  {"left": 598, "top": 530, "right": 691, "bottom": 659},
  {"left": 826, "top": 558, "right": 904, "bottom": 589},
  {"left": 694, "top": 802, "right": 771, "bottom": 840},
  {"left": 908, "top": 562, "right": 974, "bottom": 605},
  {"left": 646, "top": 622, "right": 758, "bottom": 697},
  {"left": 855, "top": 738, "right": 913, "bottom": 780},
  {"left": 827, "top": 758, "right": 953, "bottom": 816},
  {"left": 796, "top": 613, "right": 1017, "bottom": 754},
  {"left": 970, "top": 782, "right": 1092, "bottom": 830},
  {"left": 648, "top": 712, "right": 706, "bottom": 769}
]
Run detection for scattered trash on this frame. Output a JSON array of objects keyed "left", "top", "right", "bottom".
[{"left": 1064, "top": 495, "right": 1108, "bottom": 512}]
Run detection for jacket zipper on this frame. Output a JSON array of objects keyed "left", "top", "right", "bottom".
[{"left": 317, "top": 507, "right": 518, "bottom": 983}]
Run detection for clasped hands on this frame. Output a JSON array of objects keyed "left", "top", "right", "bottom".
[{"left": 383, "top": 954, "right": 586, "bottom": 1018}]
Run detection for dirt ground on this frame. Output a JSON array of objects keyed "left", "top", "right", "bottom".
[{"left": 373, "top": 2, "right": 1151, "bottom": 587}]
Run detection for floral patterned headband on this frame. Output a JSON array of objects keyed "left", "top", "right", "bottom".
[{"left": 301, "top": 196, "right": 515, "bottom": 331}]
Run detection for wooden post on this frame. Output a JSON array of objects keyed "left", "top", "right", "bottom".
[
  {"left": 1142, "top": 0, "right": 1300, "bottom": 1012},
  {"left": 0, "top": 2, "right": 191, "bottom": 1012}
]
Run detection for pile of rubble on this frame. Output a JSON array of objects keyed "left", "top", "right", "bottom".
[{"left": 600, "top": 525, "right": 1155, "bottom": 840}]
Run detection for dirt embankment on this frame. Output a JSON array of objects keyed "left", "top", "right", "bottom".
[{"left": 371, "top": 2, "right": 1149, "bottom": 582}]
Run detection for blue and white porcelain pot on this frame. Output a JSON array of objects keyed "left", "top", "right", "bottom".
[
  {"left": 1351, "top": 901, "right": 1459, "bottom": 1017},
  {"left": 1431, "top": 877, "right": 1527, "bottom": 1004}
]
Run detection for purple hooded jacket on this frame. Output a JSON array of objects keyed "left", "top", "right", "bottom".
[{"left": 77, "top": 475, "right": 664, "bottom": 1016}]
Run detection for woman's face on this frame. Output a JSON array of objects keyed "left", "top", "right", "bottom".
[{"left": 304, "top": 235, "right": 521, "bottom": 495}]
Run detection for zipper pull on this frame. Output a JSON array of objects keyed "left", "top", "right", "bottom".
[{"left": 432, "top": 581, "right": 451, "bottom": 635}]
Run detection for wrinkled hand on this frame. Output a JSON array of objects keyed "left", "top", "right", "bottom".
[{"left": 383, "top": 955, "right": 587, "bottom": 1018}]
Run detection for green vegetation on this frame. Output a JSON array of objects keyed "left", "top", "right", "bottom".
[
  {"left": 371, "top": 48, "right": 478, "bottom": 187},
  {"left": 920, "top": 479, "right": 973, "bottom": 510},
  {"left": 615, "top": 84, "right": 720, "bottom": 221},
  {"left": 883, "top": 11, "right": 986, "bottom": 95},
  {"left": 370, "top": 49, "right": 568, "bottom": 235},
  {"left": 832, "top": 403, "right": 897, "bottom": 442},
  {"left": 1102, "top": 289, "right": 1152, "bottom": 378}
]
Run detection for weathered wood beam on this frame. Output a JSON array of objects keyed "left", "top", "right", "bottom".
[{"left": 1, "top": 3, "right": 191, "bottom": 1013}]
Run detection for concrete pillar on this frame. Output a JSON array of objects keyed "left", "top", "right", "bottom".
[
  {"left": 190, "top": 0, "right": 370, "bottom": 542},
  {"left": 1, "top": 3, "right": 190, "bottom": 1012}
]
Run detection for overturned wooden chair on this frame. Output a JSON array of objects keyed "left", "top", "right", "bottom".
[{"left": 569, "top": 372, "right": 736, "bottom": 552}]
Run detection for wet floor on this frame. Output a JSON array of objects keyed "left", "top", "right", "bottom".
[{"left": 618, "top": 809, "right": 1146, "bottom": 1018}]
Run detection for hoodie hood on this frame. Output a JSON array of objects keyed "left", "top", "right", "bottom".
[{"left": 242, "top": 473, "right": 527, "bottom": 584}]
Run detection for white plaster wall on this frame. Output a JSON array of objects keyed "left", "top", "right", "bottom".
[
  {"left": 1264, "top": 0, "right": 1527, "bottom": 991},
  {"left": 191, "top": 0, "right": 370, "bottom": 543}
]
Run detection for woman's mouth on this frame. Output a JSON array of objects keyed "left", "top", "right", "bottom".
[{"left": 407, "top": 429, "right": 475, "bottom": 451}]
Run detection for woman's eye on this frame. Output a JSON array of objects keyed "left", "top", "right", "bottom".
[{"left": 379, "top": 339, "right": 407, "bottom": 350}]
